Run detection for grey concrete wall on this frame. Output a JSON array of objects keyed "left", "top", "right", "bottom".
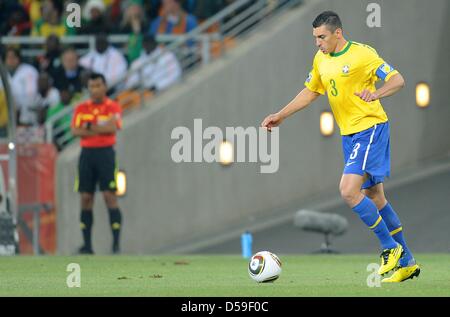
[{"left": 56, "top": 0, "right": 450, "bottom": 254}]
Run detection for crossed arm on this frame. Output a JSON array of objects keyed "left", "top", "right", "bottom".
[{"left": 71, "top": 117, "right": 119, "bottom": 137}]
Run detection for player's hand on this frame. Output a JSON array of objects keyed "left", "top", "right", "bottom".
[
  {"left": 354, "top": 89, "right": 378, "bottom": 102},
  {"left": 81, "top": 122, "right": 90, "bottom": 129},
  {"left": 261, "top": 113, "right": 283, "bottom": 132}
]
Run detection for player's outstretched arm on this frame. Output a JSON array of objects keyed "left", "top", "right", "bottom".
[
  {"left": 261, "top": 88, "right": 320, "bottom": 131},
  {"left": 355, "top": 73, "right": 405, "bottom": 102}
]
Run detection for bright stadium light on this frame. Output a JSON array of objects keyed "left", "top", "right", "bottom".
[
  {"left": 116, "top": 170, "right": 127, "bottom": 197},
  {"left": 320, "top": 111, "right": 334, "bottom": 136},
  {"left": 219, "top": 140, "right": 234, "bottom": 166},
  {"left": 416, "top": 82, "right": 430, "bottom": 108}
]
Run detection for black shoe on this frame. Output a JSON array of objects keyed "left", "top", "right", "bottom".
[
  {"left": 112, "top": 244, "right": 120, "bottom": 254},
  {"left": 78, "top": 245, "right": 94, "bottom": 255}
]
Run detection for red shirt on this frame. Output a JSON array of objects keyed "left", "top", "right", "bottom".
[{"left": 71, "top": 98, "right": 122, "bottom": 148}]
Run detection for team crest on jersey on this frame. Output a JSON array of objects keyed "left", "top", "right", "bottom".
[
  {"left": 342, "top": 65, "right": 350, "bottom": 76},
  {"left": 306, "top": 72, "right": 313, "bottom": 83}
]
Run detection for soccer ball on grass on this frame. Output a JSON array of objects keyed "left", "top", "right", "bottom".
[{"left": 248, "top": 251, "right": 282, "bottom": 283}]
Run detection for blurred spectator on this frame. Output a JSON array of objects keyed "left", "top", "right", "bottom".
[
  {"left": 142, "top": 0, "right": 162, "bottom": 21},
  {"left": 148, "top": 0, "right": 198, "bottom": 36},
  {"left": 34, "top": 72, "right": 61, "bottom": 125},
  {"left": 119, "top": 3, "right": 149, "bottom": 63},
  {"left": 79, "top": 68, "right": 93, "bottom": 95},
  {"left": 0, "top": 1, "right": 19, "bottom": 25},
  {"left": 0, "top": 2, "right": 31, "bottom": 36},
  {"left": 46, "top": 88, "right": 76, "bottom": 150},
  {"left": 144, "top": 0, "right": 231, "bottom": 22},
  {"left": 3, "top": 47, "right": 39, "bottom": 126},
  {"left": 193, "top": 0, "right": 227, "bottom": 21},
  {"left": 125, "top": 34, "right": 181, "bottom": 91},
  {"left": 32, "top": 0, "right": 72, "bottom": 37},
  {"left": 34, "top": 34, "right": 62, "bottom": 77},
  {"left": 120, "top": 3, "right": 148, "bottom": 33},
  {"left": 80, "top": 0, "right": 115, "bottom": 34},
  {"left": 182, "top": 0, "right": 197, "bottom": 15},
  {"left": 109, "top": 0, "right": 124, "bottom": 26},
  {"left": 79, "top": 33, "right": 128, "bottom": 88},
  {"left": 20, "top": 0, "right": 41, "bottom": 24},
  {"left": 0, "top": 84, "right": 8, "bottom": 137},
  {"left": 52, "top": 47, "right": 86, "bottom": 95}
]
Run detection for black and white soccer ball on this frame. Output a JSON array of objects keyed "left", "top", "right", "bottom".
[{"left": 248, "top": 251, "right": 282, "bottom": 283}]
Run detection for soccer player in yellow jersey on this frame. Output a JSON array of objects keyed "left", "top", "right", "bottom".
[{"left": 261, "top": 11, "right": 420, "bottom": 282}]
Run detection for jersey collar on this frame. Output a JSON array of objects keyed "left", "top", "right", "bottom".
[{"left": 330, "top": 41, "right": 352, "bottom": 57}]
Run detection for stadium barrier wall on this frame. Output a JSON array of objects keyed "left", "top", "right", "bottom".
[
  {"left": 56, "top": 0, "right": 450, "bottom": 254},
  {"left": 1, "top": 144, "right": 57, "bottom": 254}
]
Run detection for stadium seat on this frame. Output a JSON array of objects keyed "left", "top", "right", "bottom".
[
  {"left": 210, "top": 36, "right": 237, "bottom": 59},
  {"left": 116, "top": 90, "right": 154, "bottom": 112}
]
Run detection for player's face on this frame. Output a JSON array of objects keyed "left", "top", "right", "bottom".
[
  {"left": 88, "top": 78, "right": 107, "bottom": 102},
  {"left": 313, "top": 25, "right": 339, "bottom": 54}
]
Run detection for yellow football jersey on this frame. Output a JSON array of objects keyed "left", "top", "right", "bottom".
[{"left": 305, "top": 41, "right": 399, "bottom": 135}]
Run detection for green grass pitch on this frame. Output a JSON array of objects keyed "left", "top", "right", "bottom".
[{"left": 1, "top": 254, "right": 449, "bottom": 296}]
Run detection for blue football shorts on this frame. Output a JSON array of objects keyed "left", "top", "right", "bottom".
[{"left": 342, "top": 121, "right": 390, "bottom": 189}]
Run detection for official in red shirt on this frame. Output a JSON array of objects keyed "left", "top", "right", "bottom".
[{"left": 71, "top": 72, "right": 123, "bottom": 254}]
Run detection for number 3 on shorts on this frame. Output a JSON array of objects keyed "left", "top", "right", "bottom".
[{"left": 350, "top": 143, "right": 361, "bottom": 160}]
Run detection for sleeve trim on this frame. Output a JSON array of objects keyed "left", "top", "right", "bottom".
[
  {"left": 384, "top": 70, "right": 399, "bottom": 82},
  {"left": 304, "top": 82, "right": 325, "bottom": 95}
]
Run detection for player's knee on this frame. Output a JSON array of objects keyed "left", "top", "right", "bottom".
[
  {"left": 372, "top": 196, "right": 387, "bottom": 210},
  {"left": 363, "top": 189, "right": 386, "bottom": 210},
  {"left": 339, "top": 184, "right": 360, "bottom": 205},
  {"left": 102, "top": 191, "right": 118, "bottom": 208},
  {"left": 81, "top": 194, "right": 94, "bottom": 209}
]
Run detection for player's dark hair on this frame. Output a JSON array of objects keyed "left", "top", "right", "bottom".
[
  {"left": 88, "top": 72, "right": 106, "bottom": 84},
  {"left": 312, "top": 11, "right": 342, "bottom": 32}
]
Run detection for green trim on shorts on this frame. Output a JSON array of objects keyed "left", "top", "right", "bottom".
[{"left": 74, "top": 171, "right": 79, "bottom": 192}]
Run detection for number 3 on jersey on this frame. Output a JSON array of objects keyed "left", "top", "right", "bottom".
[{"left": 330, "top": 79, "right": 338, "bottom": 96}]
